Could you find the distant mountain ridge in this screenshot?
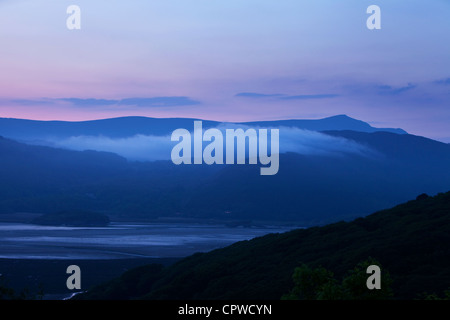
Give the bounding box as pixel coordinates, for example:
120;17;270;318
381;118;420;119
1;114;449;225
0;115;406;141
244;115;406;135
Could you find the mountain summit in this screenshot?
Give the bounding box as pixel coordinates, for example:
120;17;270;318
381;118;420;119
244;115;406;135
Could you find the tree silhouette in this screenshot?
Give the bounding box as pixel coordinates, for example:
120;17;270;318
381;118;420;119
283;258;393;300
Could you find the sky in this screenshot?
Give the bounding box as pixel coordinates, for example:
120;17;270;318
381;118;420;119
0;0;449;141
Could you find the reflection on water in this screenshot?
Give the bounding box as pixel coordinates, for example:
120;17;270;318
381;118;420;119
0;222;295;260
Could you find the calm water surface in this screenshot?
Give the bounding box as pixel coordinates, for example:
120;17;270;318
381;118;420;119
0;222;296;259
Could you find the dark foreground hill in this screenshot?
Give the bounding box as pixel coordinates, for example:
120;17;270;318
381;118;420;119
75;191;450;300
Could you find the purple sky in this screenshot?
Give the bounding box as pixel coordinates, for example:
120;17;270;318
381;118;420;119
0;0;449;141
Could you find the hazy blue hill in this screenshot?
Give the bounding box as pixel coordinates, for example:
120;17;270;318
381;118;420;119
323;130;450;161
182;131;450;223
0;136;218;215
0;136;128;188
0;136;130;213
0;115;406;141
74;191;450;300
0;135;127;173
0;131;450;224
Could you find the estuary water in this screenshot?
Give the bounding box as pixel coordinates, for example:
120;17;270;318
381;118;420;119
0;222;295;259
